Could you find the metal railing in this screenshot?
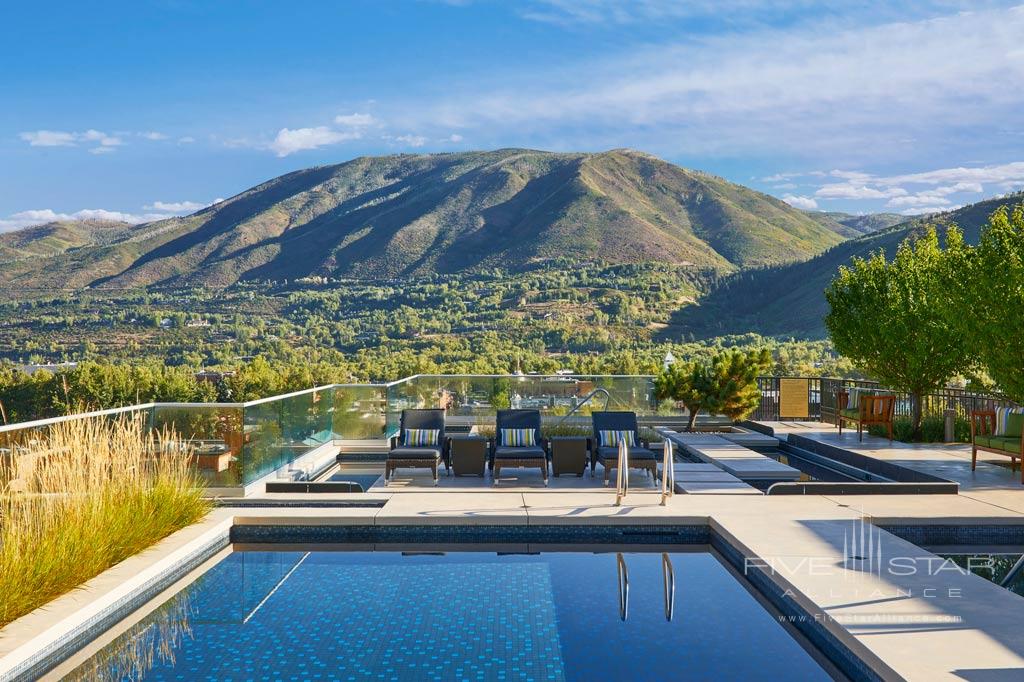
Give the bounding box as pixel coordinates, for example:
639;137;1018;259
554;388;611;428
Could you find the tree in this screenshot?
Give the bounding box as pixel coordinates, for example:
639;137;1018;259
655;348;771;431
954;204;1024;402
654;360;703;431
825;227;970;439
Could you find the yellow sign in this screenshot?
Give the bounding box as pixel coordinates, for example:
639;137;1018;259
779;378;809;419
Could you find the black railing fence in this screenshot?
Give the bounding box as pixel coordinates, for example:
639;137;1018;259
751;376;1016;423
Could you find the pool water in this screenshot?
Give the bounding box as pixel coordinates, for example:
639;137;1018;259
67;550;834;681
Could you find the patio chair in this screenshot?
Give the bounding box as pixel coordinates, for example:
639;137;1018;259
591;411;658;485
385;409;448;485
491;409;549;486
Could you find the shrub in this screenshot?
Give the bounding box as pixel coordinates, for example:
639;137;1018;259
868;415;971;443
0;416;210;627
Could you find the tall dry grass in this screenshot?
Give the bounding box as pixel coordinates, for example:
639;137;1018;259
0;416;210;627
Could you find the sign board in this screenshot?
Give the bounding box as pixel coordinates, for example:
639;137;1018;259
779;378;810;419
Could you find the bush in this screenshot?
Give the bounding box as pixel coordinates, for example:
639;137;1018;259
868;415;971;443
0;417;210;627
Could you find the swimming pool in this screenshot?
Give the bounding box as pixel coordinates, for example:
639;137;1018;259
60;549;837;681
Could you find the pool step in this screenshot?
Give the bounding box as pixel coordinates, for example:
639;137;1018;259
659;430;801;482
667;462;762;495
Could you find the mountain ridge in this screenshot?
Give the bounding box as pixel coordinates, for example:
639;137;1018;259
0;149;844;289
664;193;1024;340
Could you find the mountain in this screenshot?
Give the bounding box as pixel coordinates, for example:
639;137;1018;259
806;211;904;238
0;220;133;263
665;193;1024;340
0;149;844;289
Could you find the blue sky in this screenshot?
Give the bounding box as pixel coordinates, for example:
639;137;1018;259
3;0;1024;230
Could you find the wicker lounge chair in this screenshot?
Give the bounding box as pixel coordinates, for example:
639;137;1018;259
491;409;548;486
591;411;658;485
385;409;448;485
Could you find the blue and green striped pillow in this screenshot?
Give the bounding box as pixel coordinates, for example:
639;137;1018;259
599;429;636;448
404;428;440;447
994;407;1024;436
501;428;536;447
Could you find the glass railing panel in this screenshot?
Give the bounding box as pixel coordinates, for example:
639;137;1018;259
241;388;334;485
150;404;244;487
333;384;387;441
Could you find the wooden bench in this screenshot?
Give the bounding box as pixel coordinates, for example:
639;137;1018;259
971;410;1024;484
837;389;896;442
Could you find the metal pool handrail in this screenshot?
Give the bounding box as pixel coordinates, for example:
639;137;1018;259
553;388;611;428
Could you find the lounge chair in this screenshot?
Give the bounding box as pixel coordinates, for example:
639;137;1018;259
491;409;548;486
591;411;658;485
385;409;448;485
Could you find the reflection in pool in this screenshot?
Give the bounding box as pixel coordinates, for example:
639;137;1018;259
68;550;835;681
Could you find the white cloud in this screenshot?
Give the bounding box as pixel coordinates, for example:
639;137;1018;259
815;184;907;200
394;134;428;147
447;133;464;142
782;194;818;210
269;126;362;156
773;182;798;190
143;200;209;212
140;131;168;140
20;128;126;152
178;136;196;144
334;113;377;127
404;4;1024;162
899;205;961;216
886;195;952;208
19;130;76;146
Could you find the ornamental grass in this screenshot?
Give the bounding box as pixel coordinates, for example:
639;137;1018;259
0;416;209;627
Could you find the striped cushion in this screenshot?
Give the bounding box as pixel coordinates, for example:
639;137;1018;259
404;428;440;446
994;407;1024;436
501;428;536;447
599;429;636;448
847;387;860;410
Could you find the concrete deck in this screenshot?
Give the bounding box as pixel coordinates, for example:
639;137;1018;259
765;421;1024;514
7;424;1024;680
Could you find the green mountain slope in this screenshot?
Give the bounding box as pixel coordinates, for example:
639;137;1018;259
666;194;1024;340
0;149;843;289
806;211;904;238
0;220;133;263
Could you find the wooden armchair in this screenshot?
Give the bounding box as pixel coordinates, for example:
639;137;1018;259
837;390;896;442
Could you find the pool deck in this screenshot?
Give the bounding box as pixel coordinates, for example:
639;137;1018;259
6;424;1024;680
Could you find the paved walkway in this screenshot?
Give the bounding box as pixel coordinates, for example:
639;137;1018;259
764;421;1024;514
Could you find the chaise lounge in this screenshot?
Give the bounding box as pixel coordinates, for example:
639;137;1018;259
837;387;895;442
491;409;549;486
590;411;658;485
971;407;1024;484
385;409;448;485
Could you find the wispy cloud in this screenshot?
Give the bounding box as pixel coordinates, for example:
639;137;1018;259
803;161;1021;214
333;112;377;127
18;128;151;154
143;199;223;212
393;134;428;147
401;4;1024;163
